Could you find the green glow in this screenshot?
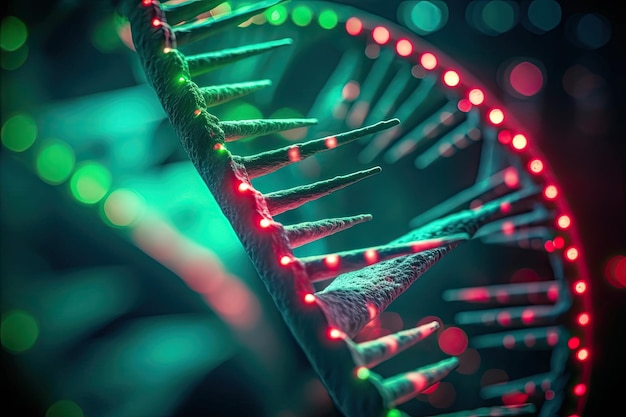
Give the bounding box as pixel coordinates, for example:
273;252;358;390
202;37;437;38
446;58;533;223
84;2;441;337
1;113;37;152
292;6;313;27
411;1;443;33
356;366;370;380
35;140;76;185
222;102;262;121
91;16;123;53
1;310;39;353
265;5;288;25
1;43;29;70
387;410;402;417
178;75;187;83
46;400;84;417
318;10;338;29
482;0;516;34
0;16;28;52
69;162;112;204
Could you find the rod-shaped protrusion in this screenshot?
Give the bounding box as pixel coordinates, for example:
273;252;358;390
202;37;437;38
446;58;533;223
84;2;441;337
186;38;293;76
220;118;318;142
200;80;271;108
381;357;459;407
433;404;537;417
284;214;373;249
354;321;440;368
161;0;224;26
302;234;468;282
173;0;286;45
239;119;401;179
264;167;381;216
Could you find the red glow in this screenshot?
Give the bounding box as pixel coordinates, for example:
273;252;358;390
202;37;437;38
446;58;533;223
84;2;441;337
259;218;271;228
396;39;413;56
304;293;316;304
325;136;338;148
422;381;440;394
238;182;251;193
521;309;535;325
325;254;340;268
372;26;390;44
512;134;528;150
573;383;587;396
576;348;590;361
443;70;460;87
503;168;519;187
605;255;626;288
566;247;579;261
280;255;292;266
544;185;558;200
488;109;505;125
364;249;378;264
502;221;515;235
502;392;529;406
213;143;226;151
544;240;555;252
509;61;544;97
497;130;512;144
468;88;485;105
438;326;468;355
142;0;151;5
288;146;301;162
457;99;472;112
568;337;581;349
345;17;363;36
193;109;202;116
329;327;342;339
151;18;161;27
574;280;588;294
342;82;360;101
553;236;565;249
557;215;572;229
577;312;590;326
528;158;544;174
420;52;438;70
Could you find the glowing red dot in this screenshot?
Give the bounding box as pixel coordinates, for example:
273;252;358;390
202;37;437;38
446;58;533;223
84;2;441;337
325;254;340;268
512;134;528;150
544;240;555;252
497;130;512;144
503;168;519;187
605;255;626;289
213;143;226;151
364;249;378;264
238;182;251;193
304;293;316;304
577;312;590;326
573;383;587;396
576;348;590;361
544;185;558;200
142;0;151;5
557;215;572;229
259;218;271;228
151;18;161;27
443;70;460;87
488;108;505;125
566;247;579;261
438;326;469;355
396;39;413;56
372;26;390;44
288;146;301;162
568;336;580;349
509;61;544;97
521;309;535;325
468;88;485;105
420;52;438;70
193;109;202;116
528;158;544;174
553;236;565;249
457;99;472;112
342;81;360;101
325;136;338;148
280;256;292;266
573;280;588;294
329;327;342;339
345;17;363;36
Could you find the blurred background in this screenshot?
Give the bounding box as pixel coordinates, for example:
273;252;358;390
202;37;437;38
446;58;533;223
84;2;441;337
1;1;624;417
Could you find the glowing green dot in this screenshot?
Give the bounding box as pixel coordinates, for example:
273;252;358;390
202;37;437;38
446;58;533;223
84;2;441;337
318;10;338;29
0;16;28;52
46;400;84;417
387;410;402;417
35;140;76;185
482;0;517;34
410;1;446;34
356;366;370;380
292;6;313;27
69;162;112;204
103;188;145;227
1;113;37;152
265;5;288;25
222;102;262;121
178;75;187;83
1;310;39;353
